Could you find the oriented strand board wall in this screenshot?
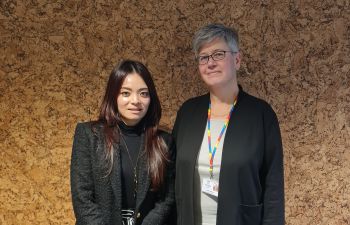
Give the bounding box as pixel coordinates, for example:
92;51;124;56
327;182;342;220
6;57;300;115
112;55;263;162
1;1;349;224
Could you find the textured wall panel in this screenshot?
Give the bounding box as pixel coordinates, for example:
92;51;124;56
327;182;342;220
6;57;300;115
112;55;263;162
0;0;349;224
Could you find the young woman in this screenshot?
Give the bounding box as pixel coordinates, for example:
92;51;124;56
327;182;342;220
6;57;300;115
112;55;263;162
173;24;284;225
71;60;175;225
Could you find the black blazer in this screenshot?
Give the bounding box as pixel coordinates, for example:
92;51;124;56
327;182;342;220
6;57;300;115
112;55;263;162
172;89;284;225
70;122;175;225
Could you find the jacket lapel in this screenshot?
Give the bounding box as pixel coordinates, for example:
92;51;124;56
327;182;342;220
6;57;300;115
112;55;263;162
110;143;122;211
135;152;150;209
221;88;246;156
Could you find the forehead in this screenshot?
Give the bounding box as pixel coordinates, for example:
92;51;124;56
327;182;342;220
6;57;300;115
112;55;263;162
121;73;148;89
198;38;229;55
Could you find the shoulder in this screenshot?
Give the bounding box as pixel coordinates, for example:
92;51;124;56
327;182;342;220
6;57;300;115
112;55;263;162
240;90;275;114
75;121;93;130
180;93;208;110
157;129;175;151
239;90;278;123
157;129;173;144
74;121;103;138
157;129;176;161
175;93;209;119
74;121;95;132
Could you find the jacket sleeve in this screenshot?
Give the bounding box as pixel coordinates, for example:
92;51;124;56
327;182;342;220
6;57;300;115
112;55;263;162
141;134;176;225
70;123;107;225
262;106;285;225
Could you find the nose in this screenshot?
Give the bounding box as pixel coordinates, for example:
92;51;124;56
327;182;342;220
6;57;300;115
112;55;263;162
131;93;140;104
207;56;217;67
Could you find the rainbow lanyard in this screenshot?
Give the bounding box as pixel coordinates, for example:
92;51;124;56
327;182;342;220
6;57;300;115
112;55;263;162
207;98;237;179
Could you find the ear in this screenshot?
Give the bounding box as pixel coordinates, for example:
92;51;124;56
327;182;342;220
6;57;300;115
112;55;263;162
234;51;242;70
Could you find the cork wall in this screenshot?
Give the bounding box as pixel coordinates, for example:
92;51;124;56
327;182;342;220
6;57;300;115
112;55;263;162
0;0;349;224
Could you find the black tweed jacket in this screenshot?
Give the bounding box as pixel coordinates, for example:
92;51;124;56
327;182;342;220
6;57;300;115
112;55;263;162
70;122;175;225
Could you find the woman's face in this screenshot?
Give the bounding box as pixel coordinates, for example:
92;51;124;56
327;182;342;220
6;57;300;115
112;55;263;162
197;38;241;89
117;73;151;126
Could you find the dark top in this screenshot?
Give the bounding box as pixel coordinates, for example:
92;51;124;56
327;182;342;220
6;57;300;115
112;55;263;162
172;87;284;225
70;121;176;225
118;121;143;209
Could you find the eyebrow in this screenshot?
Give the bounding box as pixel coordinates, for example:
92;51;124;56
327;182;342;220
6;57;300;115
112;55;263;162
120;87;149;91
199;49;226;55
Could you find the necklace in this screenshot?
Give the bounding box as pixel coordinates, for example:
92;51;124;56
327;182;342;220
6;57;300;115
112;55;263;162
120;133;144;199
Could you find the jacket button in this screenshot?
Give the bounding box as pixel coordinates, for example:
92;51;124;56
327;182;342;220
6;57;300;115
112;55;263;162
137;212;141;218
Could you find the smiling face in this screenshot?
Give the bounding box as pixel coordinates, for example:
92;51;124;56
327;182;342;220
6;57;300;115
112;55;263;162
197;38;241;90
116;72;151;126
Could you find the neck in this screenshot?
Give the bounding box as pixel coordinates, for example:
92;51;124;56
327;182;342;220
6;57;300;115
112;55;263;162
209;83;239;105
118;120;143;136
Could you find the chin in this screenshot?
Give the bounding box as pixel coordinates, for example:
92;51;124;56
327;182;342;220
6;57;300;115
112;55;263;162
205;81;224;88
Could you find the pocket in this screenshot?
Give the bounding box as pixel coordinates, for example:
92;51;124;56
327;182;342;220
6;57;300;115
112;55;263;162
239;204;263;225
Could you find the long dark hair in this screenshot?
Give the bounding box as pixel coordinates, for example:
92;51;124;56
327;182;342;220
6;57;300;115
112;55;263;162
96;59;168;190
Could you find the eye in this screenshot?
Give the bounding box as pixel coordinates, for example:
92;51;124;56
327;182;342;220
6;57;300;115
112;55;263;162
212;51;225;59
198;55;209;64
140;91;150;97
120;91;130;97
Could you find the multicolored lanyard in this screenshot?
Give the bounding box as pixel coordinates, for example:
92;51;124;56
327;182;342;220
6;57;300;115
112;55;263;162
207;98;237;179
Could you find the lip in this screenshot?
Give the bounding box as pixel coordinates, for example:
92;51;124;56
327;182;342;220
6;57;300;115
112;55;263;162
128;108;143;112
207;71;221;75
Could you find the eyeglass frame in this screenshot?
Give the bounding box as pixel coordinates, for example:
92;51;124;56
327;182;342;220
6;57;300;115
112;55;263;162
196;50;238;65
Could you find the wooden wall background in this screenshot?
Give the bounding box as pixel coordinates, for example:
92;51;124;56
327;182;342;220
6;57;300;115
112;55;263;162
0;0;349;224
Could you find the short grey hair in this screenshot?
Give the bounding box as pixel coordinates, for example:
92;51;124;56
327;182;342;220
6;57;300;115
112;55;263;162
192;23;239;56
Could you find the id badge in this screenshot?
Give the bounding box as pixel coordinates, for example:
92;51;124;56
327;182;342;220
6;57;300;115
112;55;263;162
202;178;219;197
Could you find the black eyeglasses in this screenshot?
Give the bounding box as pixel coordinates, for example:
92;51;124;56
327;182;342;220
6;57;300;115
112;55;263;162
196;50;237;65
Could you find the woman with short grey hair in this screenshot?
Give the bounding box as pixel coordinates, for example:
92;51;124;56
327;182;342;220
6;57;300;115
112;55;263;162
173;23;285;225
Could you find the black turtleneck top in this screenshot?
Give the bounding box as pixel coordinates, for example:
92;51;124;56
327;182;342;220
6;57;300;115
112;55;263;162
118;121;144;210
